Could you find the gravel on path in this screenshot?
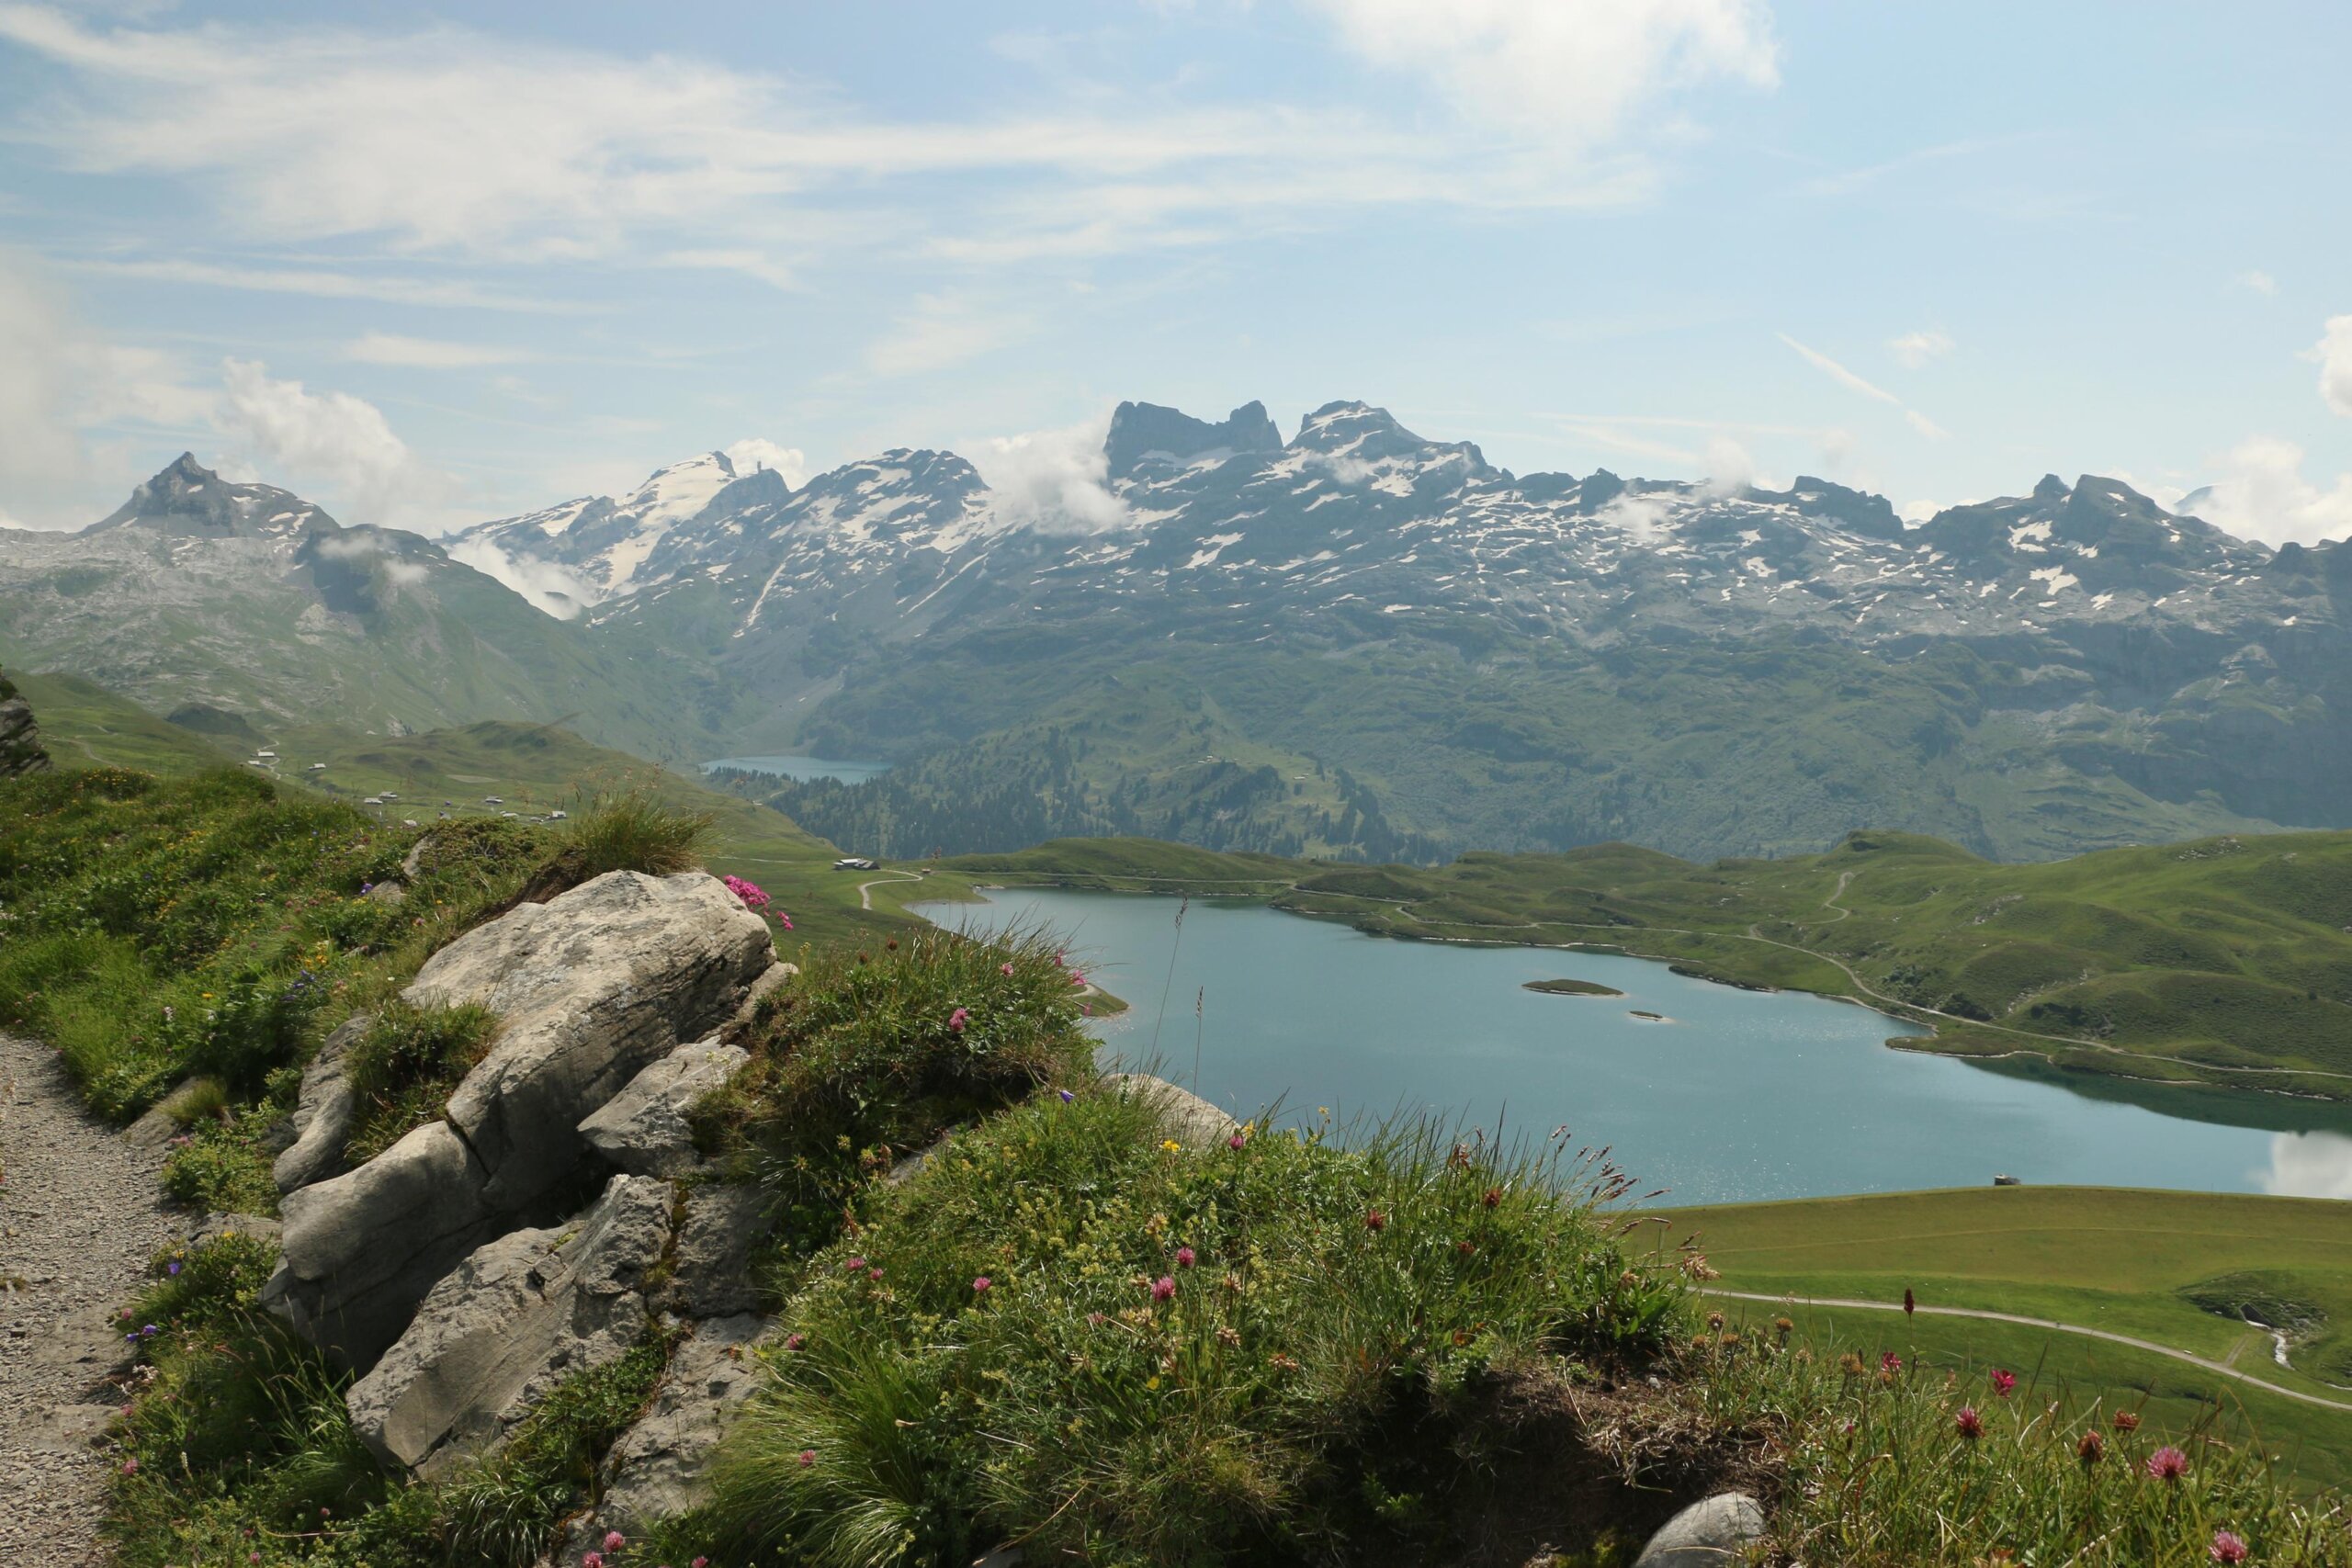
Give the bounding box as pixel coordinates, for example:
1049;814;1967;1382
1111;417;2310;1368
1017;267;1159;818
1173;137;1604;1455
0;1032;187;1567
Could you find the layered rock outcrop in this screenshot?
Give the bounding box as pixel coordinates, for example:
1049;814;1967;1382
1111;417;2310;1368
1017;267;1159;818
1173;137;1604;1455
0;669;51;777
266;870;773;1368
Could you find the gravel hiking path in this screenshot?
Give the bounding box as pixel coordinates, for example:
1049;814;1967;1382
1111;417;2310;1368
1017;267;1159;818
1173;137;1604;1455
0;1032;186;1567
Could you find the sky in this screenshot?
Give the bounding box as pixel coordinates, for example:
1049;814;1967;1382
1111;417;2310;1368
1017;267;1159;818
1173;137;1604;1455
1;0;2348;546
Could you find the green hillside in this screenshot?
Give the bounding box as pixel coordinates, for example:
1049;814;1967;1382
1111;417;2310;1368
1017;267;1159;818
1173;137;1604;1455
1665;1187;2352;1486
14;671;247;775
928;829;2352;1100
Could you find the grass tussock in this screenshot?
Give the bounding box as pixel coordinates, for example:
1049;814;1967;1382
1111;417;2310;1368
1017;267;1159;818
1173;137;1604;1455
564;787;714;879
670;1091;1690;1567
701;922;1097;1246
340;999;503;1164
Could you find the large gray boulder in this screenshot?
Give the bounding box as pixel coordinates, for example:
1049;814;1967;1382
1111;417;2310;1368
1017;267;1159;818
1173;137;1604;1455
273;1012;370;1194
1634;1493;1767;1567
1102;1073;1239;1149
659;1182;775;1319
579;1040;747;1177
345;1174;674;1477
587;1312;770;1534
267;871;771;1369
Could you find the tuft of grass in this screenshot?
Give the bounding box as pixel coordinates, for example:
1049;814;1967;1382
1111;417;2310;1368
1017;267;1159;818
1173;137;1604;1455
679;1089;1690;1566
340;999;503;1164
161;1102;285;1216
700;922;1098;1251
563;787;714;879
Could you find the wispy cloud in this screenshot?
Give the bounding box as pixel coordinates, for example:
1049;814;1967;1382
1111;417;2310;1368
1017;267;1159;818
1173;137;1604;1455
865;293;1034;378
2237;269;2278;297
1779;332;1948;439
344;333;536;368
1887;329;1953;367
75;257;593;312
2312;314;2352;418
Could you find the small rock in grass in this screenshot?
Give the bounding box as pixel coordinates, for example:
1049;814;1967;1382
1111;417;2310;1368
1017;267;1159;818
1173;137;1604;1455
1633;1492;1766;1567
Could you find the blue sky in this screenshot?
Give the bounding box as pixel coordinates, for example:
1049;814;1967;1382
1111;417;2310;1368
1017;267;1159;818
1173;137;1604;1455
2;0;2347;543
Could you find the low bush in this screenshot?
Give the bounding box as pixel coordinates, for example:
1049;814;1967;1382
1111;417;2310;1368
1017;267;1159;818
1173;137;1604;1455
674;1091;1690;1566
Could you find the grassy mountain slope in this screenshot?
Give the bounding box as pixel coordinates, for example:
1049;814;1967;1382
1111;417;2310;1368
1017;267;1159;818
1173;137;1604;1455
11;671;240;774
922;827;2352;1099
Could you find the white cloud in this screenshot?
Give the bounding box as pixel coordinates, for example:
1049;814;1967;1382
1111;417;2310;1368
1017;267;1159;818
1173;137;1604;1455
1302;0;1779;146
2237;269;2278;297
1904;409;1949;441
723;437;808;489
970;410;1128;535
75;257;589;312
345;332;535;368
445;536;596;618
215;358;455;525
1699;435;1753;495
1777;333;1899;404
0;6;1695;278
1887;328;1953;367
2312;314;2352;418
1598;491;1677;546
2188;435;2352;547
865;293;1034;378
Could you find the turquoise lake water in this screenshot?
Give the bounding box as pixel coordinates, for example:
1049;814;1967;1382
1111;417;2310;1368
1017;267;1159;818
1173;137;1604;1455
926;888;2352;1208
699;754;892;784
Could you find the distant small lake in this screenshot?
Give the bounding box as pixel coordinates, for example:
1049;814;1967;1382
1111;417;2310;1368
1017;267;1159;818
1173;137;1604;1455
925;889;2352;1208
700;754;892;784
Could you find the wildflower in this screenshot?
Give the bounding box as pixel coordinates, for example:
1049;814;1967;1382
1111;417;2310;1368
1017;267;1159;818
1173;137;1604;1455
1053;953;1065;966
1365;1210;1387;1232
1954;1405;1984;1439
1058;1089;1075;1103
1150;1275;1177;1302
2077;1430;2105;1464
1174;1247;1196;1269
1080;1003;1091;1016
1990;1368;2017;1398
2113;1410;2142;1432
972;1276;992;1293
1880;1351;1902;1374
2211;1530;2250;1564
867;1266;884;1280
1904;1287;1916;1316
785;1333;805;1351
167;1262;180;1276
1456;1240;1476;1255
2148;1445;2188;1483
583;1553;605;1568
1001;962;1014;975
722;874;769;912
120;1458;139;1474
695;1560;709;1568
1707;1312;1725;1331
1227;1131;1245;1149
1160;1139;1182;1155
605;1531;628;1552
1070;973;1086;987
1483;1187;1503;1208
947;1006;970;1032
797;1449;815;1468
1216;1325;1241;1347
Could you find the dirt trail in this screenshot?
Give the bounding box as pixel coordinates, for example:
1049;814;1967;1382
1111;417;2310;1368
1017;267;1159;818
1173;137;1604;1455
1706;1287;2352;1415
0;1033;185;1566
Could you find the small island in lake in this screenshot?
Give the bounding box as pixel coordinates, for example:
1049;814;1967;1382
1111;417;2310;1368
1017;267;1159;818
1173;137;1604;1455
1521;976;1626;998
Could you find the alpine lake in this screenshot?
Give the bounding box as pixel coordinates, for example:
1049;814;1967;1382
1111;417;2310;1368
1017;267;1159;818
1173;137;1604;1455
922;888;2352;1208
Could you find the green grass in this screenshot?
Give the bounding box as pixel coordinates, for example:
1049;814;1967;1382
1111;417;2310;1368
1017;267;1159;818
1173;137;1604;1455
929;829;2352;1100
1660;1186;2352;1483
11;670;247;774
665;1090;1691;1567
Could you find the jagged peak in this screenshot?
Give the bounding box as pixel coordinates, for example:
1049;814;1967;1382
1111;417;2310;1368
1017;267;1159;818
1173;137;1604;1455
1106;399;1283;478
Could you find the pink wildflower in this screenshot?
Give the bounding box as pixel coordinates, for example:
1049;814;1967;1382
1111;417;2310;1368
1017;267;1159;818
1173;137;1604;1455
785;1332;805;1350
1365;1210;1387;1232
2211;1530;2250;1564
1990;1368;2017;1398
1150;1275;1176;1302
948;1007;970;1032
797;1448;816;1468
1880;1351;1902;1373
1175;1247;1196;1269
605;1531;627;1551
1080;1002;1091;1016
1954;1405;1984;1439
1070;973;1086;987
1228;1132;1245;1149
120;1457;138;1474
867;1265;884;1280
845;1256;867;1272
2148;1446;2189;1483
722;874;769;912
1001;962;1014;976
582;1554;605;1568
972;1276;992;1293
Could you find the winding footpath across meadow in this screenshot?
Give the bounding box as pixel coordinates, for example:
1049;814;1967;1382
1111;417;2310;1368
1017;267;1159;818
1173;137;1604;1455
0;1032;183;1566
1707;1288;2352;1414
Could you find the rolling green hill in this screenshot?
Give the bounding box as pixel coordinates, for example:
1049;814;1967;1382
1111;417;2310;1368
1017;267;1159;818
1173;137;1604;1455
922;829;2352;1100
1663;1187;2352;1486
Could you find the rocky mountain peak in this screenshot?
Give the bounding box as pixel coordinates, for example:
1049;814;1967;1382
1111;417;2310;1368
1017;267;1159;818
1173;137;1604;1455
1105;399;1283;479
90;455;334;540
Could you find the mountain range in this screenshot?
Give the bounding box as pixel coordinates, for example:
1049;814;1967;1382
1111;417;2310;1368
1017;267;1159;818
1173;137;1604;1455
4;399;2346;863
